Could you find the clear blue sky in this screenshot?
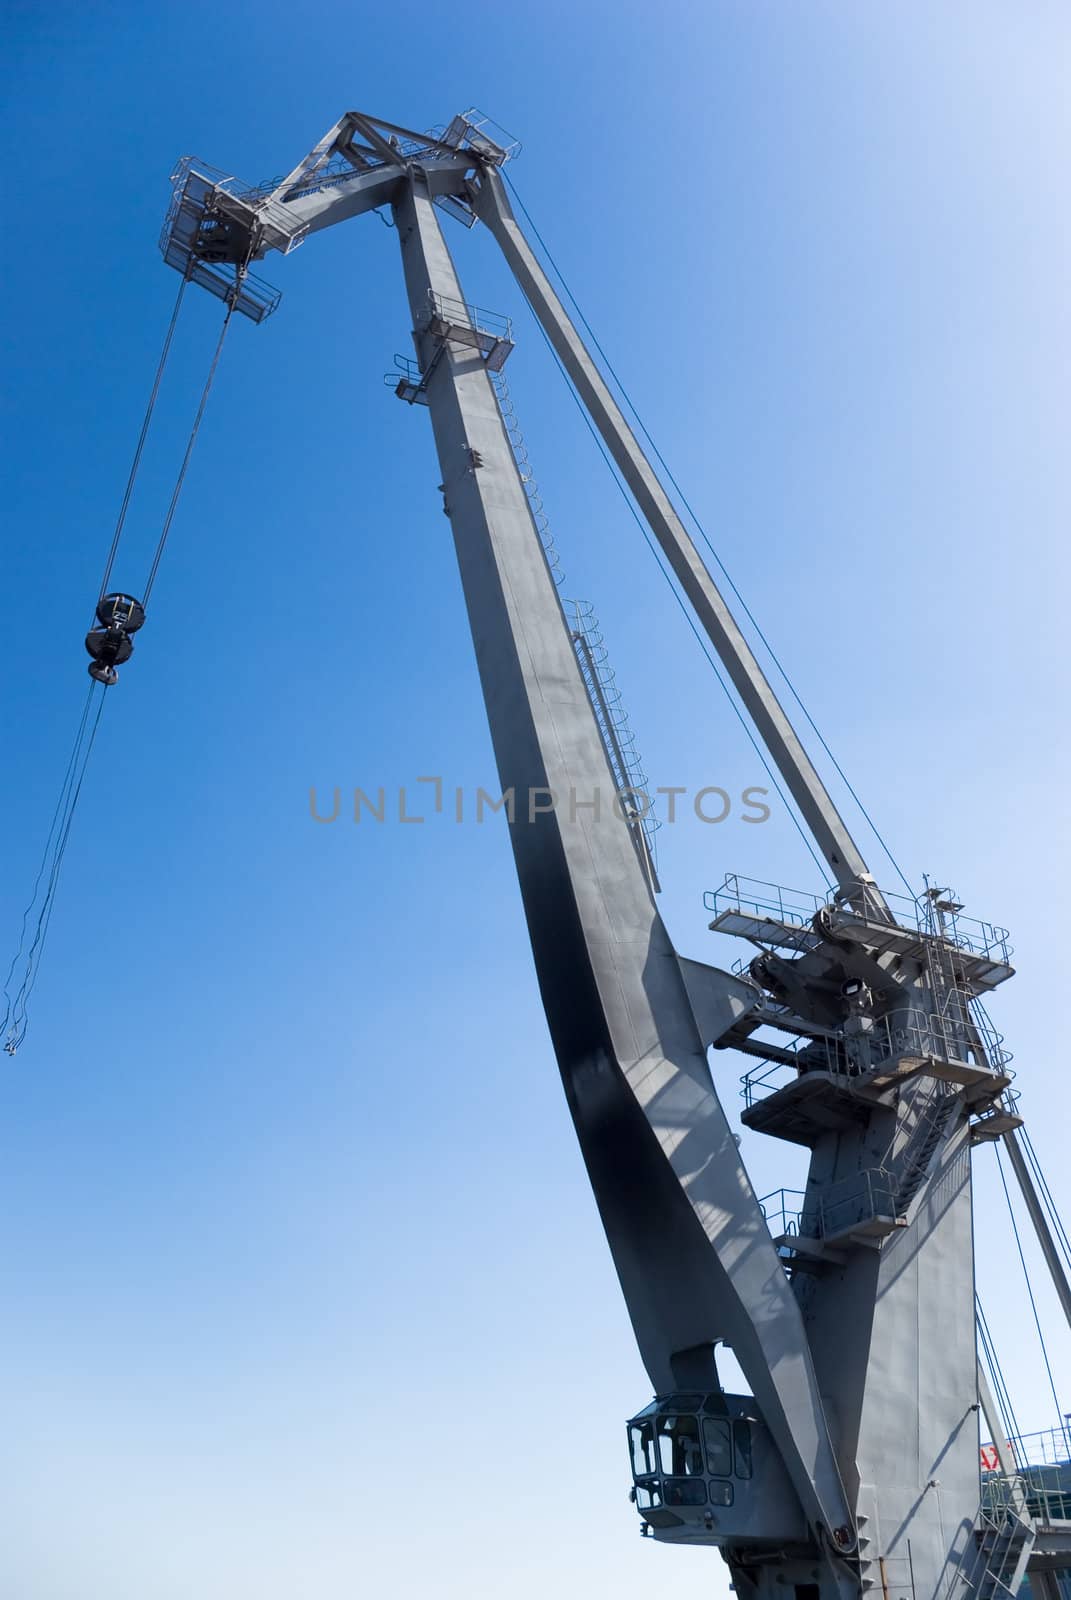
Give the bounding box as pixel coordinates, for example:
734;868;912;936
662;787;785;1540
2;3;1069;1596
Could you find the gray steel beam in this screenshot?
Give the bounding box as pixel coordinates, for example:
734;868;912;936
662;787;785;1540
270;158;473;239
475;168;879;904
391;164;857;1559
977;1360;1027;1508
1003;1127;1071;1335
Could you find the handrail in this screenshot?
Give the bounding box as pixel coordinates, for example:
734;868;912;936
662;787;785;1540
706;871;1013;965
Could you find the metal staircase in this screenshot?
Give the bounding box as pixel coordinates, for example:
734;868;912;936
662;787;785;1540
894;1087;959;1216
964;1506;1035;1600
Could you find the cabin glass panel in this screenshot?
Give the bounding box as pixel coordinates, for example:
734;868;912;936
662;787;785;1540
630;1420;658;1478
655;1414;704;1477
703;1416;732;1477
664;1478;707;1507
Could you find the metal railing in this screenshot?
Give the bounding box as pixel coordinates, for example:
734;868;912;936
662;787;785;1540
983;1464;1071;1530
738;1008;1013;1108
705;874;825;931
428;290;513;346
758;1188;806;1238
979;1426;1071;1531
490;367;565;587
1015;1426;1071;1468
759;1174;898;1244
819;1169;898;1239
568;602;660;868
739;1024;1018;1113
705;873;1013;966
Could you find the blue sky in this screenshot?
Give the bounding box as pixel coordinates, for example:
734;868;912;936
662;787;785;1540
2;3;1070;1596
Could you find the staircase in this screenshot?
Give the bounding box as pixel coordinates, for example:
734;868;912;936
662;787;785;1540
964;1507;1035;1600
893;1088;958;1216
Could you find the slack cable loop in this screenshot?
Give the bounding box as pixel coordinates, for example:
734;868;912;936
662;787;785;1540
0;683;96;1036
4;684;108;1055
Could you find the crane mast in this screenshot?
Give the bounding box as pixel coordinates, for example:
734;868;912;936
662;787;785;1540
157;111;1062;1600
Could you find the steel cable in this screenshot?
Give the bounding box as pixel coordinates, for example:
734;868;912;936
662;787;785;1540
97;271;190;606
141;261;248;604
4;252;250;1054
504;172;910;896
526;309;834;889
4;685;108;1054
995;1143;1065;1427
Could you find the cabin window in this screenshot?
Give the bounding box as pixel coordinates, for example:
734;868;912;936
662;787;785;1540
703;1416;733;1477
709;1479;734;1507
733;1419;753;1479
656;1414;704;1477
664;1478;707;1507
630;1421;658;1478
635;1480;662;1510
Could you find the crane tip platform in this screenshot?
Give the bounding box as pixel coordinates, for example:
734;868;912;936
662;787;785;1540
159;158;303;323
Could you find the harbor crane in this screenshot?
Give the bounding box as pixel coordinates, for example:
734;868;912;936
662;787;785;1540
69;108;1071;1600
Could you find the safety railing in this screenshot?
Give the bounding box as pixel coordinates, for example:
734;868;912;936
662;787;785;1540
758;1188;806;1238
438;107;522;163
983;1460;1071;1529
986;1426;1071;1474
759;1174;898;1245
705;873;1013;966
428;290;513;346
739;1014;1012;1108
819;1169;898;1240
705;874;825;931
490;367;565;587
568;601;660;869
741;1052;813;1107
241;149;370;204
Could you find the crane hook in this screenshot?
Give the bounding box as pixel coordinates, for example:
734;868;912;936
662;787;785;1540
85;592;146;685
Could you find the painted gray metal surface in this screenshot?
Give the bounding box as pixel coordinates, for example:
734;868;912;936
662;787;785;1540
796;1101;981;1600
390;165;856;1555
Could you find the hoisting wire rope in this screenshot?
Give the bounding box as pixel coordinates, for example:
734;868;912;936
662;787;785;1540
526;308;834;890
504;172;912;899
3;246;253;1054
96;270;190;605
995;1142;1066;1428
141;255;248;604
976;1291;1025;1455
1;683;96;1039
2;683;108;1053
1017;1122;1071;1276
